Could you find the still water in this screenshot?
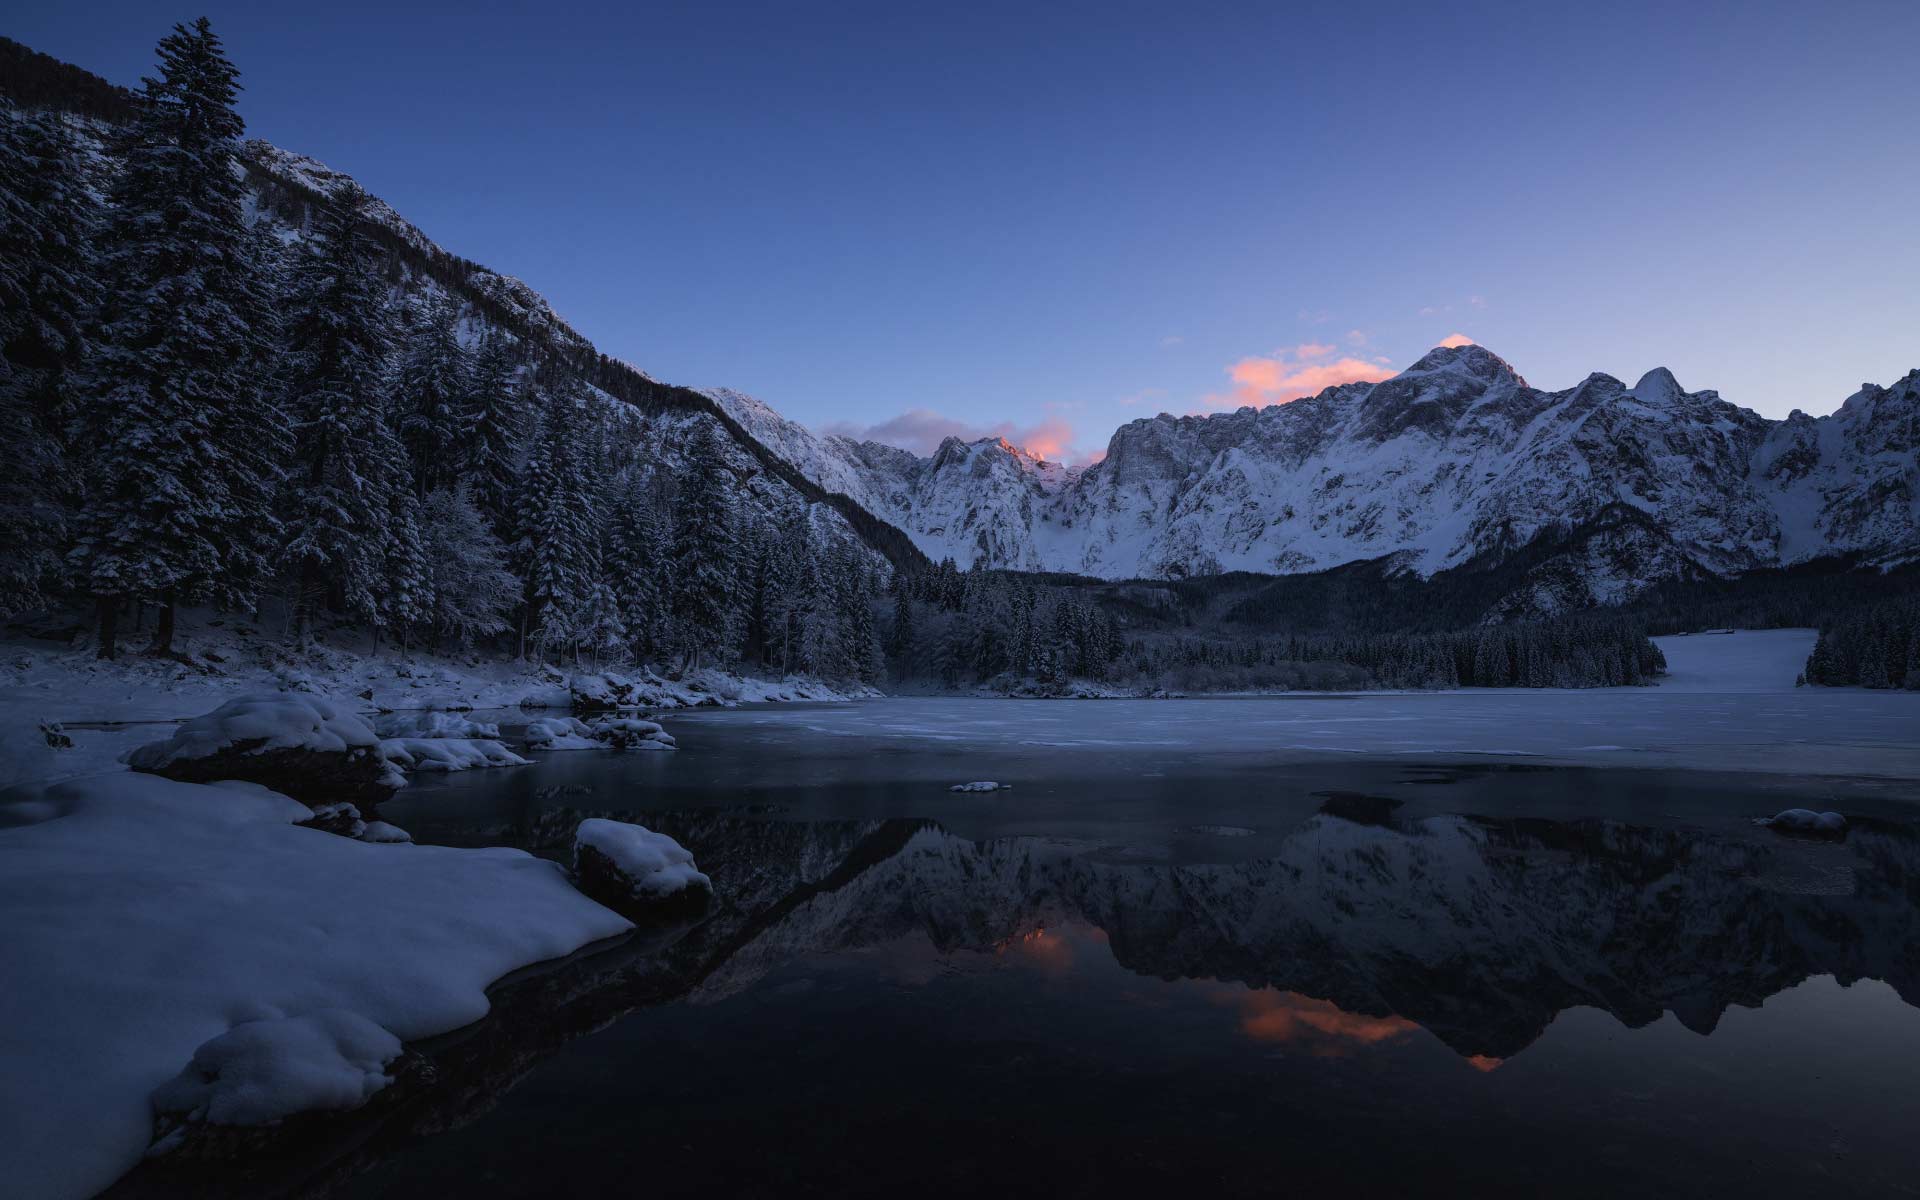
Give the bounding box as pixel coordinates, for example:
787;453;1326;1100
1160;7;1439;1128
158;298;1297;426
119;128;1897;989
346;699;1920;1198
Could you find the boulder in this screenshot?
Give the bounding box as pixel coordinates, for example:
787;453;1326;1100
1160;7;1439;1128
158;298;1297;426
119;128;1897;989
571;818;711;920
127;694;401;809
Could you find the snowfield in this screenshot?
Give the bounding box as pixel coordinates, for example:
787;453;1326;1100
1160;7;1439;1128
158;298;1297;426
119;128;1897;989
676;631;1920;780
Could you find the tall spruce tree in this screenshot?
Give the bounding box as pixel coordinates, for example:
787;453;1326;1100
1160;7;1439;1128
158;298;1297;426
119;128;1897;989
392;292;471;495
279;183;398;637
669;423;740;669
74;19;289;656
463;330;524;537
515;377;598;659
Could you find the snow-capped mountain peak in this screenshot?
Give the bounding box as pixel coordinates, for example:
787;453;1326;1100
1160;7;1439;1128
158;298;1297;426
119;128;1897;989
709;346;1920;590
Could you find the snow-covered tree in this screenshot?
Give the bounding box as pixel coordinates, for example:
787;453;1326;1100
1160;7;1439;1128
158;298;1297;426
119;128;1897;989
392;292;471;495
463;330;525;538
669;423;740;669
605;472;668;664
516;376;599;658
0;103;100;615
416;484;517;648
278;182;398;637
73;19;289;656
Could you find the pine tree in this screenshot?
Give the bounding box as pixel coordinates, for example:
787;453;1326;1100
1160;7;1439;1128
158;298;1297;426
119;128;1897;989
279;182;398;638
0;104;100;615
516;377;599;658
392;292;472;495
74;19;289;656
464;330;524;537
669;424;740;669
417;484;517;648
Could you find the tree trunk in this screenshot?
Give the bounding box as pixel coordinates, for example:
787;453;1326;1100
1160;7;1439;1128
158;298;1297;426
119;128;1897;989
96;595;120;660
293;561;320;642
150;595;176;657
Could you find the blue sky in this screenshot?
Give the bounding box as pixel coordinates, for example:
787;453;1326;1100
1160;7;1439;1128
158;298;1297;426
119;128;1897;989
18;0;1919;461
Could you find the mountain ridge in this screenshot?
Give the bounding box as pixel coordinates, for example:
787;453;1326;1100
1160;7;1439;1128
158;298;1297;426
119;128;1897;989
708;345;1920;595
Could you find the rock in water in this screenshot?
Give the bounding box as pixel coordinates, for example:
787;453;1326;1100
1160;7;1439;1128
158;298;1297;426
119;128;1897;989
571;818;712;919
949;781;1009;793
126;695;400;808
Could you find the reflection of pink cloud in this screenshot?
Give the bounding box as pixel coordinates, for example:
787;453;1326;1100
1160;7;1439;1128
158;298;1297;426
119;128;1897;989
822;408;1086;464
1208;351;1397;410
1438;332;1475;348
1206;986;1419;1057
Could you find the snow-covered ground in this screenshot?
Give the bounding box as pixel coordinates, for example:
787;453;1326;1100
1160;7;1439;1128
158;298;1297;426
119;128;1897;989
0;607;868;788
0;773;631;1200
1650;627;1818;692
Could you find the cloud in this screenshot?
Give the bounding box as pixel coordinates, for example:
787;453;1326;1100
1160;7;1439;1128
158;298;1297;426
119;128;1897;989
1437;332;1475;348
1205;345;1397;410
1159;334;1184;347
1116;387;1166;408
1345;329;1369;348
822;408;1086;464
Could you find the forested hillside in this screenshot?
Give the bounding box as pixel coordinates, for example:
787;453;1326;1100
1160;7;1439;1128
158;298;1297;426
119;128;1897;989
0;22;893;683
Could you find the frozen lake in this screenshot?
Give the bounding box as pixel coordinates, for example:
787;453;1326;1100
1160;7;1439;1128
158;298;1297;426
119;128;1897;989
338;647;1920;1200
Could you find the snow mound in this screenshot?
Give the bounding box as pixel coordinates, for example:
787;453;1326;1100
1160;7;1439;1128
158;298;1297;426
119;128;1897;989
525;717;601;751
125;694;378;769
1759;808;1848;836
0;772;632;1200
573;818;711;897
380;737;529;773
373;711;500;740
358;820;413;844
949;781;1010;793
150;1010;401;1128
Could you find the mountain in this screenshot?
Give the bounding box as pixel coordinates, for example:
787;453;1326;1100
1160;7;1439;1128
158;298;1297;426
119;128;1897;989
0;37;928;579
711;346;1920;598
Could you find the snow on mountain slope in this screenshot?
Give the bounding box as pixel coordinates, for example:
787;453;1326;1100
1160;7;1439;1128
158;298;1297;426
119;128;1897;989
719;345;1919;584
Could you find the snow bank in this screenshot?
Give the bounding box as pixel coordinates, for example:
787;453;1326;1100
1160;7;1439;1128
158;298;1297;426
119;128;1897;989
380;737;529;773
124;694;379;769
573;818;711;898
150;1009;401;1128
950;781;1010;793
0;772;632;1200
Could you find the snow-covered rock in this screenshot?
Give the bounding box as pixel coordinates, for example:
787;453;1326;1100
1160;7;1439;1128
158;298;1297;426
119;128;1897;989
586;717;675;751
373;711;500;739
571;818;712;917
1758;808;1848;836
150;1009;402;1129
379;737;529;773
949;781;1009;793
524;717;602;752
125;694;402;806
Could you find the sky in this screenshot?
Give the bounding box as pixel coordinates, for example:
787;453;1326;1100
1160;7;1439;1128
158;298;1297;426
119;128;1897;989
15;0;1920;462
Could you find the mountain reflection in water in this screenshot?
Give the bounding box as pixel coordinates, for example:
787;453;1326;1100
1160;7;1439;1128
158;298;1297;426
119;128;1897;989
138;794;1920;1199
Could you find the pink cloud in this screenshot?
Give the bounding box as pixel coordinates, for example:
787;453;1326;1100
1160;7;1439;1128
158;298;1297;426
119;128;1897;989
1437;332;1475;348
1206;349;1397;410
822;408;1089;464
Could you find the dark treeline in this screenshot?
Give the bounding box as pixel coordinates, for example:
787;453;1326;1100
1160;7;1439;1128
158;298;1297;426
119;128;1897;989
0;21;884;682
884;559;1664;691
1803;596;1920;689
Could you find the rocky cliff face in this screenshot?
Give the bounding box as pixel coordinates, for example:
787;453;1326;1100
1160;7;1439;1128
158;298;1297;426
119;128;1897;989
711;347;1920;589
